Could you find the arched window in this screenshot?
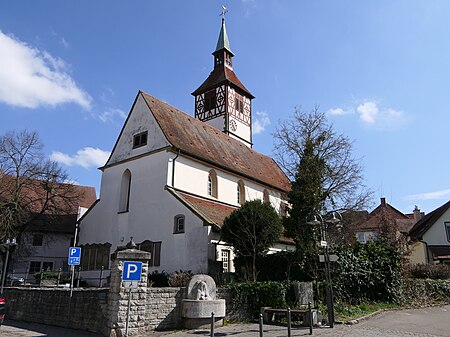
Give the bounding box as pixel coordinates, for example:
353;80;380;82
208;170;218;198
237;180;245;205
263;189;270;203
174;214;185;234
119;169;131;213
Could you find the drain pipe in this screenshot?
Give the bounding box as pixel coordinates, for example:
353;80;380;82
171;149;180;187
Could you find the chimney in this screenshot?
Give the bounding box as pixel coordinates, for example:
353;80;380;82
413;205;423;222
380;197;386;207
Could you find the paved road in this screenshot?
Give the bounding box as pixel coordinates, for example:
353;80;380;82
1;305;449;337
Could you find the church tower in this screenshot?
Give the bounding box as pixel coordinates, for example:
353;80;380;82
192;14;254;147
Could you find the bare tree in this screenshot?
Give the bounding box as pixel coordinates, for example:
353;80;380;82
273;106;372;212
0;130;83;241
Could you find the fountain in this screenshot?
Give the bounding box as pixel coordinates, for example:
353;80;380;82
181;274;226;329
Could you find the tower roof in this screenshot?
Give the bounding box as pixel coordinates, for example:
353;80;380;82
214;18;233;55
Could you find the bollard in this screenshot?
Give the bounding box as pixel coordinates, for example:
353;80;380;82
259;313;264;337
210;312;215;337
287;307;291;337
308;302;313;335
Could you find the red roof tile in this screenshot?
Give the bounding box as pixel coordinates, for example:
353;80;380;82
141;92;290;192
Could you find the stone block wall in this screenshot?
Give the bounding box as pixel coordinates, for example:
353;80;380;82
146;287;185;331
4;287;109;334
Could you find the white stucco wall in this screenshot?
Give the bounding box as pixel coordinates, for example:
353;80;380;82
173;155;284;212
423;207;450;246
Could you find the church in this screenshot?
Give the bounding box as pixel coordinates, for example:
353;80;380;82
77;17;292;280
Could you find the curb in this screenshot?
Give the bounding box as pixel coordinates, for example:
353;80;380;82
340;309;385;325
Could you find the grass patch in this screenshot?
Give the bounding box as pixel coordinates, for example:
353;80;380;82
334;302;400;322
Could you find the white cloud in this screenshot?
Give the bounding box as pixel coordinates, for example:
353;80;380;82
406;189;450;201
50;147;110;169
60;37;69;49
356;101;406;128
99;108;127;123
0;31;91;109
253;111;271;134
327;107;351;116
357;101;378;124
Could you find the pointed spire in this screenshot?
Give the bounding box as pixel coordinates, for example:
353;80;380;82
215;16;233;54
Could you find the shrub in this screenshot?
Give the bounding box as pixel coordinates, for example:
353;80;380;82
148;270;169;287
225;281;293;318
168;270;193;287
408;263;450;280
33;271;70;283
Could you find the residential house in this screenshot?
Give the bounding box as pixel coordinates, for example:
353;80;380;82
354;197;419;244
409;200;450;266
78;18;293;282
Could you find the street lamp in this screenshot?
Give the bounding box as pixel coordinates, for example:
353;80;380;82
0;237;17;294
307;211;342;328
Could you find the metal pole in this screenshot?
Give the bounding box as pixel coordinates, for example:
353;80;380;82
0;245;10;294
308;302;313;335
70;265;75;298
125;287;132;337
39;269;44;287
324;244;334;328
77;266;81;288
210;312;215;337
287;308;291;337
259;313;264;337
57;268;61;286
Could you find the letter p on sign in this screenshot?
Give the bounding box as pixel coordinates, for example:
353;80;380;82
122;261;142;281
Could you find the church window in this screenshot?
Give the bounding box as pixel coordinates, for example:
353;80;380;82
119;169;131;213
237;180;245;205
133;131;148;149
174;214;185;234
204;90;216;112
208;170;218;198
263;189;270;203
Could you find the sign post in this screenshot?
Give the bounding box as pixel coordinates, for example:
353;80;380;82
68;247;81;298
122;261;142;337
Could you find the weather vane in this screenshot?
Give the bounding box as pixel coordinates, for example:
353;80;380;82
220;4;228;21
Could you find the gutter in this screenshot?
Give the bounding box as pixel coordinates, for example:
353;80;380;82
171;149;180;187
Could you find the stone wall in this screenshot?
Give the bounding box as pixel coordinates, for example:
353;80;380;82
146;287;186;331
4;287;109;334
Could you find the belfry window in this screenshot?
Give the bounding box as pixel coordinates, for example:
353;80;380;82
204;90;216;112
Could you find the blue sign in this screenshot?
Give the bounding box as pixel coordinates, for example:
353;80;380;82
68;247;81;265
122;261;142;281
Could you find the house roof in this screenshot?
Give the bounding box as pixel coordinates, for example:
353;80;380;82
356;198;413;233
167;187;293;245
191;65;254;98
0;174;96;215
141;91;290;192
409;200;450;240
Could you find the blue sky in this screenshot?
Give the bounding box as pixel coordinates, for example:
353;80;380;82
1;1;449;214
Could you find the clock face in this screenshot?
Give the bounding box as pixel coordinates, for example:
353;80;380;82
230;119;237;132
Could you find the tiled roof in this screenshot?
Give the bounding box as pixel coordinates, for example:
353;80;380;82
0;173;96;215
141;92;290;192
356;200;411;231
409;200;450;240
191;66;254;98
167;187;293;244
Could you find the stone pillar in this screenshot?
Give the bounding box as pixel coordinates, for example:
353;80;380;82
106;248;151;337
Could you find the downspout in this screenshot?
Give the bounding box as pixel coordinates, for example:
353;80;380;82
171;149;180;187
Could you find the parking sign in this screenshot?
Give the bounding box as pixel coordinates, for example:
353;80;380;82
122;261;142;281
68;247;81;265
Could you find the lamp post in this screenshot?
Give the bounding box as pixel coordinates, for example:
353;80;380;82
1;237;17;294
307;211;342;328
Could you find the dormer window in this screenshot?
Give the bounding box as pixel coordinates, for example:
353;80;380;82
133;131;148;149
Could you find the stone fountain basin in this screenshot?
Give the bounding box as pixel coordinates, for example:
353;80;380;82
181;299;226;318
